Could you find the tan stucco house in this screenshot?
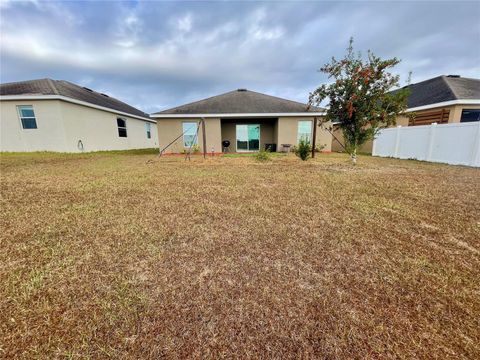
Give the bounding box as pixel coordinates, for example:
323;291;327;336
0;79;157;152
331;75;480;153
151;89;330;154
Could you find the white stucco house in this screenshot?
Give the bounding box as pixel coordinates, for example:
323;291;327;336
0;79;157;152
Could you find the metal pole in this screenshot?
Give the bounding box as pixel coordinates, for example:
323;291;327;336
312;117;318;158
201;118;207;159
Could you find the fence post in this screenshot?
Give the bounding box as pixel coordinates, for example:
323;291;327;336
393;126;402;158
426;122;437;161
471;121;480;167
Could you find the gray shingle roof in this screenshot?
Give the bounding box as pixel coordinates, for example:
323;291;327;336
0;78;149;118
154;89;323;115
406;75;480;108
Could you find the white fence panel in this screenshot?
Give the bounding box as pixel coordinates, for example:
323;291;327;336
372;128;397;156
373;122;480;167
397;126;431;161
430;124;477;165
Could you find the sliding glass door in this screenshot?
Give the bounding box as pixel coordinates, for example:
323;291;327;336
236;124;260;152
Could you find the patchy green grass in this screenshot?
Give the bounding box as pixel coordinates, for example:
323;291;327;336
1;152;479;359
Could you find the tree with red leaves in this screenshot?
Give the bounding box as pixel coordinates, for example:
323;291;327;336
309;38;410;164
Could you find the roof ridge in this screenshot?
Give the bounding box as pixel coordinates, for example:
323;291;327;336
156;90;239;114
453;76;480;82
410;75;444;87
57;79;147;113
0;78;51;86
439;76;459;100
244;89;311;108
47;78;60;95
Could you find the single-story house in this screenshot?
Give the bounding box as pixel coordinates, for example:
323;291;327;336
331;75;480;153
151;89;330;154
0;79;157;152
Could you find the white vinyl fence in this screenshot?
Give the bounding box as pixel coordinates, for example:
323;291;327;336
372;122;480;167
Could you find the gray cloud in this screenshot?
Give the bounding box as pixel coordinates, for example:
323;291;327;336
1;1;479;113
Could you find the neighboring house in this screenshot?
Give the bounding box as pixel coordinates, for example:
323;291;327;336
332;75;480;153
151;89;330;154
397;75;480;126
0;79;157;152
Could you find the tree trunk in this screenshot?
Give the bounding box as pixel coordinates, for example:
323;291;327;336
351;148;357;165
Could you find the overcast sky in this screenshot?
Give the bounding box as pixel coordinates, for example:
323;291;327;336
1;1;479;113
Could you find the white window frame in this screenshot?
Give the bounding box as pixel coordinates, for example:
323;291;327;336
182;121;198;148
117;117;127;138
145;122;152;139
235;124;261;152
297;120;313;144
17;105;38;130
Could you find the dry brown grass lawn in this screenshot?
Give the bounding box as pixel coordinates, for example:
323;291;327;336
1;152;479;359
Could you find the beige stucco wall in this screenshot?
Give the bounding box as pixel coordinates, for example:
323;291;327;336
447;105;480;123
59;102;158;152
157;118;221;154
277;117;332;152
0;100;67;152
157;116;332;153
331;127;373;153
0;99;158;152
220;122;235;151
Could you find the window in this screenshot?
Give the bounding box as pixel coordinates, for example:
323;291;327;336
460;109;480;123
117;118;127;137
145;122;152;139
236;124;260;151
297;120;312;143
183;122;198;147
18;105;37;129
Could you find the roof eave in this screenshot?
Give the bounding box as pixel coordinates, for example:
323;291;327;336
0;94;155;122
406;99;480;112
151;112;326;118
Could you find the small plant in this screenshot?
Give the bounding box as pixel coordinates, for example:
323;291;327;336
191;144;200;154
294;138;312;161
182;144;200;154
255;148;271;162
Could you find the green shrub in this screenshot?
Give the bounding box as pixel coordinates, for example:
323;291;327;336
255;148;272;162
182;144;200;154
294;138;312;161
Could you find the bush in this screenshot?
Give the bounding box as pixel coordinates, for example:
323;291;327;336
255;148;272;162
191;144;200;154
182;144;200;154
294;138;312;161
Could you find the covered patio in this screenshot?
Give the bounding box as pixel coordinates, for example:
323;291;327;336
220;118;277;153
